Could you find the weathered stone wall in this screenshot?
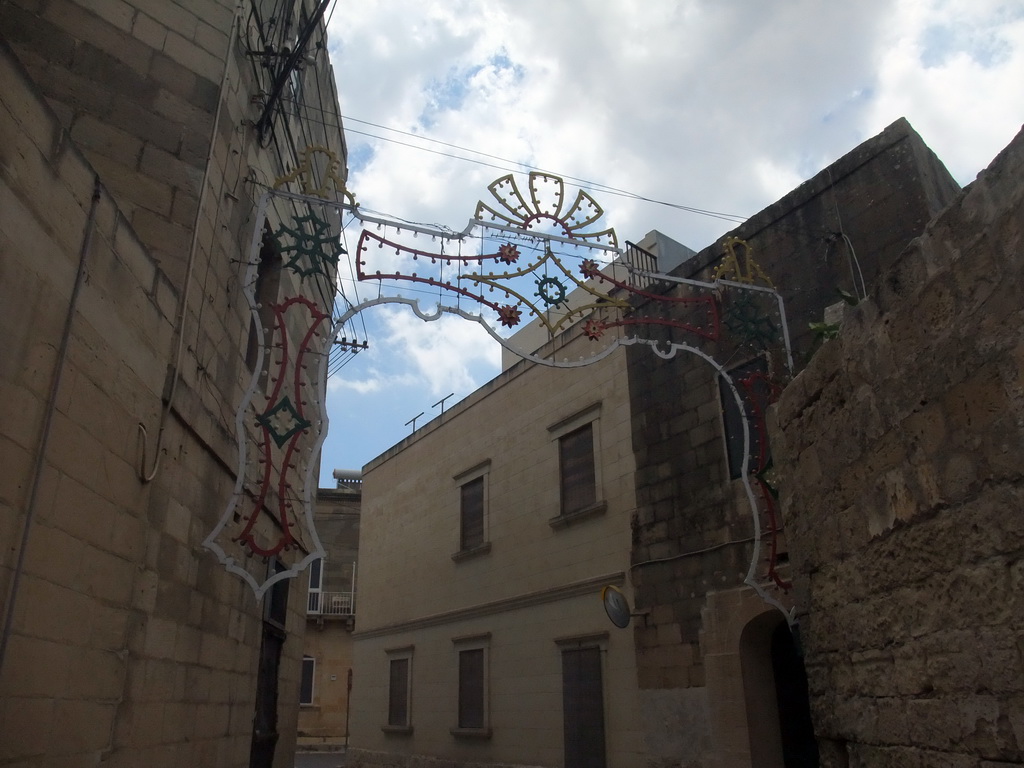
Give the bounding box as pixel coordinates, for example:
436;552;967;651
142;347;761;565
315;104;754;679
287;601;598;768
627;119;961;680
625;119;962;766
773;125;1024;766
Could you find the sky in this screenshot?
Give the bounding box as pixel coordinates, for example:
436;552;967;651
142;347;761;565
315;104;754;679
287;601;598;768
315;0;1024;483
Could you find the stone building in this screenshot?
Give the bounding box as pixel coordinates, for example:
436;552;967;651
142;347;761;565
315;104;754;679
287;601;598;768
345;119;964;768
298;472;361;747
625;117;962;768
773;126;1024;767
349;323;645;768
0;1;349;766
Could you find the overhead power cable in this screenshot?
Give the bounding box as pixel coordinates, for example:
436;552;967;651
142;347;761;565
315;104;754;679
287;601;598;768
278;97;748;224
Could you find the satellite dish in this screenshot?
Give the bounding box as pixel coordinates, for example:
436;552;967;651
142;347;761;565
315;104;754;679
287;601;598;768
602;585;631;628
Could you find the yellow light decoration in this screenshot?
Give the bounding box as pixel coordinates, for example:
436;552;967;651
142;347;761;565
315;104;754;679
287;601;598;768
273;144;357;205
474;172;618;248
713;237;774;287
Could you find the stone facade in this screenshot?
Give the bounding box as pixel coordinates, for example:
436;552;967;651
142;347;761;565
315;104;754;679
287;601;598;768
345;120;968;768
624;119;961;768
348;334;645;768
0;1;347;765
773;125;1024;767
298;485;361;744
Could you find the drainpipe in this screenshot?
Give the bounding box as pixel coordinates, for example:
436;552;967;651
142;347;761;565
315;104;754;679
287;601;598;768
0;176;102;676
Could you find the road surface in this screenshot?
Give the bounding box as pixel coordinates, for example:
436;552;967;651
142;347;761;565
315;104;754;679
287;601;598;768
293;752;345;768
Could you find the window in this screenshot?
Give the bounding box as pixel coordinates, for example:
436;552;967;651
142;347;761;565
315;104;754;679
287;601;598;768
307;557;323;614
245;224;282;386
388;658;409;725
300;656;315;705
548;404;604;528
461;477;485;550
559;423;596;514
452;462;491;560
452;634;490;738
719;357;773;479
384;647;413;733
264;557;289;628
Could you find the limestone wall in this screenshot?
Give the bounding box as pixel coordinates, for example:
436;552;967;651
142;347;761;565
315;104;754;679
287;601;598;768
350;336;643;768
0;37;289;766
299;491;360;741
0;0;236;287
625;120;961;767
0;0;349;764
773;125;1024;766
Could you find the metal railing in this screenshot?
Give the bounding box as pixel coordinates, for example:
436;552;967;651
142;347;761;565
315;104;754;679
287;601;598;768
307;590;355;616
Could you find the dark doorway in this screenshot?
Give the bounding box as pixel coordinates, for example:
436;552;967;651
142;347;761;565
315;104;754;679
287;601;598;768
561;646;607;768
741;612;819;768
771;623;819;768
250;563;290;768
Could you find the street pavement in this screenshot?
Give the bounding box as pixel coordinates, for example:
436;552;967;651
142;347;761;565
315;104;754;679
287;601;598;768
293;751;346;768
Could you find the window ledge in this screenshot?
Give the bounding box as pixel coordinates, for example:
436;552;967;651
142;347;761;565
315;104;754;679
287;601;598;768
549;501;607;530
450;727;492;740
381;725;413;735
451;541;492;562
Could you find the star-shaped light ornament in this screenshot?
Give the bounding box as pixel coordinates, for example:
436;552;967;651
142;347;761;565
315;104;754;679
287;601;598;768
497;304;523;328
273;212;346;281
582;318;605;340
497;243;521;264
580;259;602;279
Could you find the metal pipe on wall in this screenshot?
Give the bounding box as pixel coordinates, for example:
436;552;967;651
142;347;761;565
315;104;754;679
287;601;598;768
0;176;102;676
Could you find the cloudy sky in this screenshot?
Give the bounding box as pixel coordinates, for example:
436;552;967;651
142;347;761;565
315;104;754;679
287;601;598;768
316;0;1024;480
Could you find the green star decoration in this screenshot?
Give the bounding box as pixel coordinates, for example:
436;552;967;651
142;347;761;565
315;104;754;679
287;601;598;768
724;293;778;350
273;212;345;280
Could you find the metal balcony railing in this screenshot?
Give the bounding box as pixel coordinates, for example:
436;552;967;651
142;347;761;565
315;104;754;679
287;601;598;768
307;590;355;617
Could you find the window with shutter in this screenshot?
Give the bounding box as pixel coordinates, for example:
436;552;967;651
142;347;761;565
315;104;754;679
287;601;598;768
299;656;315;706
460;477;485;550
458;648;485;729
387;656;410;728
451;634;491;738
559;423;596;515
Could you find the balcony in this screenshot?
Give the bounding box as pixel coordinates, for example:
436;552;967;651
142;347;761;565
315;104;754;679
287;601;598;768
307;590;355;617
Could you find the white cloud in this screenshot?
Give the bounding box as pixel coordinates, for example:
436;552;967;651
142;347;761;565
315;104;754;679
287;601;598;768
374;306;502;397
320;0;1024;475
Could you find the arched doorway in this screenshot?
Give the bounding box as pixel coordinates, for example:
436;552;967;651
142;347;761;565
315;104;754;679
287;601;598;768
740;612;818;768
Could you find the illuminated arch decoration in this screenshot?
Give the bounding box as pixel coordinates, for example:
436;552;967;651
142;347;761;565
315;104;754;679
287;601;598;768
205;168;796;617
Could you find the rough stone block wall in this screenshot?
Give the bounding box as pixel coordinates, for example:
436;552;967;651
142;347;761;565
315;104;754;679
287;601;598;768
627;120;962;695
773;125;1024;766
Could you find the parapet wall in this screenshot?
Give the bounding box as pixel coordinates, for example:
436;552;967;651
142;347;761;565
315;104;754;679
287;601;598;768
773;124;1024;766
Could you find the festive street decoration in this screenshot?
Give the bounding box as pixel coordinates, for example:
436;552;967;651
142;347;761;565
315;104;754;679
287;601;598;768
273;144;356;205
474;172;618;247
272;211;345;281
714;236;774;286
206;164;795;617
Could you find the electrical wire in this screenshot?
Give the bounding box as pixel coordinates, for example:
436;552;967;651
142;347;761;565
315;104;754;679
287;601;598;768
277;97;748;224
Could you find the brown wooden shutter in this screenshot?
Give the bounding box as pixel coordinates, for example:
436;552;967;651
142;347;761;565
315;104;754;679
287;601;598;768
388;658;409;726
460;477;485;549
559;423;596;514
